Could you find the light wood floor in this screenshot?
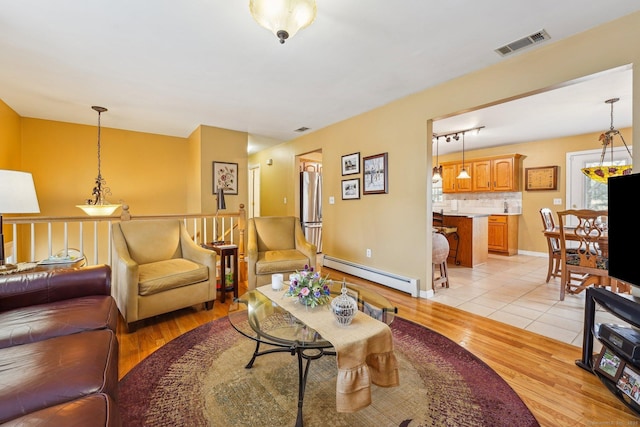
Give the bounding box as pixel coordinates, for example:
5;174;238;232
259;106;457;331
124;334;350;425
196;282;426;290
116;262;638;426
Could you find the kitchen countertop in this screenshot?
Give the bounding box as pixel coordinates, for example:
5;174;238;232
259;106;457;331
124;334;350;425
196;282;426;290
435;211;522;217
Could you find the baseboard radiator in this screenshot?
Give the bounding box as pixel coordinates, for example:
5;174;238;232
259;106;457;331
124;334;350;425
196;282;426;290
322;255;419;297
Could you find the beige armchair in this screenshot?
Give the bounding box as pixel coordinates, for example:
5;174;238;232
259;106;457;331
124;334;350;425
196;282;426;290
247;216;317;290
111;219;216;331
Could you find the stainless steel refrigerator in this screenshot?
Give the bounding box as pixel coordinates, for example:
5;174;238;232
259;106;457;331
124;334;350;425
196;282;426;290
300;171;322;253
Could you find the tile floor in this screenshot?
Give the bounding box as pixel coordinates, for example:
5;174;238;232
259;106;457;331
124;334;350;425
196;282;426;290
430;253;622;348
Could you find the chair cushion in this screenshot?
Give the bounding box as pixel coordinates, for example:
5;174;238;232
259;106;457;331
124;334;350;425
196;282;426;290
138;258;209;296
0;295;117;349
434;226;457;234
118;220;182;265
566;253;608;270
255;250;310;275
253;217;296;252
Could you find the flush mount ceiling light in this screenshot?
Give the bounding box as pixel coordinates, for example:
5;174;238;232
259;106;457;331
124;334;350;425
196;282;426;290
249;0;317;44
581;98;633;184
76;106;121;216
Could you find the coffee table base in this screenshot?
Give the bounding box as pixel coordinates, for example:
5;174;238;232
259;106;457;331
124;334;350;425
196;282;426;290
245;340;336;427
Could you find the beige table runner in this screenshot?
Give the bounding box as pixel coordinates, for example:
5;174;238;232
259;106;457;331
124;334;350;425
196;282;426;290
257;285;399;412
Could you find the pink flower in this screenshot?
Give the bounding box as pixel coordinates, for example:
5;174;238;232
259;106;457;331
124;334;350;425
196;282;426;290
299;287;310;296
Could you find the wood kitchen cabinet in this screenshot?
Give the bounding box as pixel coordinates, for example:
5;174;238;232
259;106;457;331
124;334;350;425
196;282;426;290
471;155;522;192
488;214;519;255
441;163;472;193
442;154;522;193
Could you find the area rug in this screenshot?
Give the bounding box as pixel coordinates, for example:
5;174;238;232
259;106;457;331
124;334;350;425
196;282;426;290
119;316;539;427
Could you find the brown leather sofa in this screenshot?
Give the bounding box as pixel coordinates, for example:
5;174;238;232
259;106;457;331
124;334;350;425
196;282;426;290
0;265;120;426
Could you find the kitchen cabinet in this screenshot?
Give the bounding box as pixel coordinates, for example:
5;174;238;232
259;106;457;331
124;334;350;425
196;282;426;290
488;214;519;255
442;154;522;193
471;155;522;192
441;163;472;193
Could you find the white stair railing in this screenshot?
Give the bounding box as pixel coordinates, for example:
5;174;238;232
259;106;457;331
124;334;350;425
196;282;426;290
3;204;246;267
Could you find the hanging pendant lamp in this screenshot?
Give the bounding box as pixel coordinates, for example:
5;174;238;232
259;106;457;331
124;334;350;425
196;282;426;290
432;136;442;183
249;0;317;44
457;132;471;179
581;98;633;183
76;106;121;216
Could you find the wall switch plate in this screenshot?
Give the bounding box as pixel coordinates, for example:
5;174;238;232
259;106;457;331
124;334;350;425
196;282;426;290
329;196;335;204
553;198;562;205
366;248;372;258
283;197;287;204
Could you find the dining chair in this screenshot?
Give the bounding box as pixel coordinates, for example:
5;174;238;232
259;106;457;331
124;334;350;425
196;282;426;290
539;208;561;283
557;209;609;301
433;210;460;265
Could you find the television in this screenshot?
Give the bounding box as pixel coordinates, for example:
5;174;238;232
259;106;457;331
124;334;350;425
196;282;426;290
608;173;640;295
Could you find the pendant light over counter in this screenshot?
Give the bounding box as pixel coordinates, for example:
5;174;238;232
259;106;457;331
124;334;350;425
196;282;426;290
432;126;484;181
457;132;471;179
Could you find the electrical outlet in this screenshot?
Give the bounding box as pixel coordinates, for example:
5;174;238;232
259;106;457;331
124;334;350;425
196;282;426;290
366;248;372;258
553;198;562;205
329;196;335;204
283;197;287;204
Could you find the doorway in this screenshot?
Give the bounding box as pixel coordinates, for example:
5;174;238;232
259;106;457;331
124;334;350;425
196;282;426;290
248;165;260;219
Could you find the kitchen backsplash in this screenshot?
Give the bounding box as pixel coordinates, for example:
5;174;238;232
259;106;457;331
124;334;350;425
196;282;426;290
433;192;522;214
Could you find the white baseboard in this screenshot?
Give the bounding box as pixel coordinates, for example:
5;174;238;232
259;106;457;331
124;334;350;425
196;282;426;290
322;255;420;297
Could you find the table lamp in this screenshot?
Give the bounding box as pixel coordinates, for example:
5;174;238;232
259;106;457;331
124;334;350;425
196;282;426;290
0;170;40;272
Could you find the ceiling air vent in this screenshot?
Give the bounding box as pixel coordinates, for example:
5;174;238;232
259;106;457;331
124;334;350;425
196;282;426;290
495;29;551;57
295;127;310;132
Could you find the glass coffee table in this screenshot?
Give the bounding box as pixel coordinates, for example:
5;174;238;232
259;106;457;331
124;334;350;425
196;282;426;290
227;281;397;427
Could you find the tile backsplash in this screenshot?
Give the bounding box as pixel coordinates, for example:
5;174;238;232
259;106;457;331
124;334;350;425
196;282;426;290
433;192;522;214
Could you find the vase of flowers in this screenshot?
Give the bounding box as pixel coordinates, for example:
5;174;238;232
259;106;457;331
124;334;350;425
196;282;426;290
284;265;331;308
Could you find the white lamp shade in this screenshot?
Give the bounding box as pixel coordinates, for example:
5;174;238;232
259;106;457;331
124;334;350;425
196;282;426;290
76;204;121;216
457;168;471;179
250;0;317;41
0;170;40;213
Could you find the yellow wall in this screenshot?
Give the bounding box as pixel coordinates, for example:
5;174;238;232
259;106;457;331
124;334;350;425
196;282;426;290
250;11;640;294
0;99;21;170
20;118;190;216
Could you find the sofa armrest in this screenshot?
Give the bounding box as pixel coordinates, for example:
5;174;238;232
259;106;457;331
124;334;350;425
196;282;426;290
0;264;112;312
294;220;317;268
180;226;217;275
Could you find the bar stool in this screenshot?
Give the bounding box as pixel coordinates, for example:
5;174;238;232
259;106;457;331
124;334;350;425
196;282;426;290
432;232;450;291
433;210;460;265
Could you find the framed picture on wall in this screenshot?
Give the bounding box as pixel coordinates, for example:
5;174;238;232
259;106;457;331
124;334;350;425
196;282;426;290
341;178;360;200
213;161;238;195
341;152;360;175
363;152;388;194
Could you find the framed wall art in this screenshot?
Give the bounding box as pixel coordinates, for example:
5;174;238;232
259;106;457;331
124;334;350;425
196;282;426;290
525;166;558;191
213;161;238;195
341;152;360;175
363;152;388;194
341;178;360;200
